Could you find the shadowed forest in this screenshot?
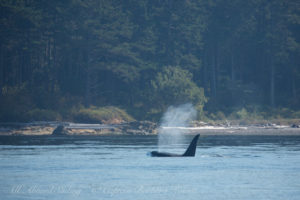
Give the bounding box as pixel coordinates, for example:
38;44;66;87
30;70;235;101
0;0;300;123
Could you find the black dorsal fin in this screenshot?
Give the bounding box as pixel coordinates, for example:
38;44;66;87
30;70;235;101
182;134;200;157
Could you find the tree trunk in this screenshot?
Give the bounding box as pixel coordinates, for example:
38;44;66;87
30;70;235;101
230;45;235;82
85;66;91;107
202;46;209;92
292;72;296;99
270;59;275;107
211;44;217;99
0;46;3;88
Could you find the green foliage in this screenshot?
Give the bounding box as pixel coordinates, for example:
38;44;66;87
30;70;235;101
270;108;295;119
0;0;300;122
236;108;249;120
226;106;300;121
0;85;33;122
72;106;134;123
292;111;300;118
151;66;207;116
26;109;61;121
209;111;226;120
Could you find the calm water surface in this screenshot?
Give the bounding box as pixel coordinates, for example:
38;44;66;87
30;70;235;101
0;135;300;200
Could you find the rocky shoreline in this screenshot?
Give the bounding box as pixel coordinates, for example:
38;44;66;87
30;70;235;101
0;121;300;136
52;121;158;136
0;121;158;136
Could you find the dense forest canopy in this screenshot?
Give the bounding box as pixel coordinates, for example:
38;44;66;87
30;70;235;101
0;0;300;122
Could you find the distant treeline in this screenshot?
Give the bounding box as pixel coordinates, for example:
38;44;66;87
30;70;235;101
0;0;300;122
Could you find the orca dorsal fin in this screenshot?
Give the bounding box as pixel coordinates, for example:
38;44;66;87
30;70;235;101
182;134;200;157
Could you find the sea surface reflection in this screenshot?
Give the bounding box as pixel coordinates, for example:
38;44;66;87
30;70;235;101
0;135;300;200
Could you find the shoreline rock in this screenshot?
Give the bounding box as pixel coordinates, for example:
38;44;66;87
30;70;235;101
0;120;299;136
52;125;67;135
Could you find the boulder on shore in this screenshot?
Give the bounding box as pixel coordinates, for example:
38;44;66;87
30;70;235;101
52;125;68;135
291;124;300;128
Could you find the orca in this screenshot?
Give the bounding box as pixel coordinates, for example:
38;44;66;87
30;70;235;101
150;134;200;157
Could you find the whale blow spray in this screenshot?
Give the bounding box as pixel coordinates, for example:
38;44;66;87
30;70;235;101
158;103;196;151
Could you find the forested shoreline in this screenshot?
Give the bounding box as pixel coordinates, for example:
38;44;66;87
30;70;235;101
0;0;300;123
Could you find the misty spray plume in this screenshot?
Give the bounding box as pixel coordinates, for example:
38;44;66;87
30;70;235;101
158;103;197;151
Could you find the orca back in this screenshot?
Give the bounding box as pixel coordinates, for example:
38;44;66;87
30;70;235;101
182;134;200;157
150;134;200;157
